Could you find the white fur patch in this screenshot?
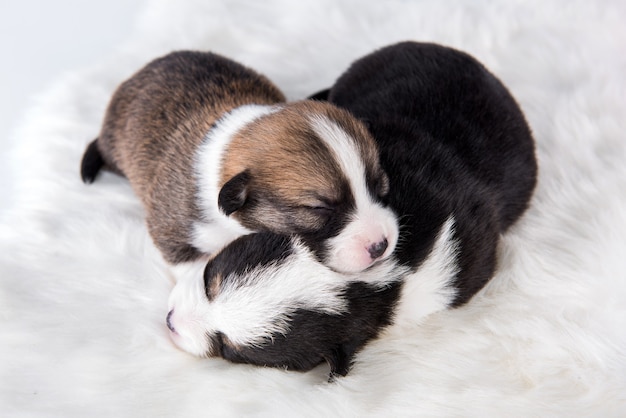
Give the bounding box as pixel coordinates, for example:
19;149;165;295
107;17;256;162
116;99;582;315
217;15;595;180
308;115;399;273
169;218;458;356
192;104;283;254
167;239;348;355
391;217;459;331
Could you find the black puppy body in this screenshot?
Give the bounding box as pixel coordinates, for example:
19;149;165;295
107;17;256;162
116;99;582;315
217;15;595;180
204;233;403;377
167;42;537;377
323;41;537;305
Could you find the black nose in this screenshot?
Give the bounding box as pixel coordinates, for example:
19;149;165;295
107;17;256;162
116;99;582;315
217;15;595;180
166;309;175;332
368;238;388;259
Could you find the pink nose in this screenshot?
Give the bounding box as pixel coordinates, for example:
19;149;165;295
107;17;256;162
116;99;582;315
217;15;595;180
368;238;388;260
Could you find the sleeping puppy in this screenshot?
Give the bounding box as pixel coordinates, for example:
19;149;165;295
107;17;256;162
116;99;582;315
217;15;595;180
80;50;398;273
166;42;537;377
167;231;406;377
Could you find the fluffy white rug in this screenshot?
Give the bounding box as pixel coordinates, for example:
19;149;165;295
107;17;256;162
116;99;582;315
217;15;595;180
1;0;625;416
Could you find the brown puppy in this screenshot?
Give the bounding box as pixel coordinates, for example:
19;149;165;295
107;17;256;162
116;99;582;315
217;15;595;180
81;51;398;273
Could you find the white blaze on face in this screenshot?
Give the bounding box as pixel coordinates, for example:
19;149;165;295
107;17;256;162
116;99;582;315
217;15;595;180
308;115;399;273
166;240;348;357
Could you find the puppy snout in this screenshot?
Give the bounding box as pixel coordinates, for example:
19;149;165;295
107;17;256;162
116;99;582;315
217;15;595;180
368;238;388;260
166;309;176;333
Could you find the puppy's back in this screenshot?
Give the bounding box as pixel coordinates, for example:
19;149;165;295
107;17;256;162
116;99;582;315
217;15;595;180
81;51;286;264
328;42;537;232
96;51;285;195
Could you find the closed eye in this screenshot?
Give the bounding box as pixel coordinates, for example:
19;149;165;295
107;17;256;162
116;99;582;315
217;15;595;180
309;206;334;216
303;199;338;216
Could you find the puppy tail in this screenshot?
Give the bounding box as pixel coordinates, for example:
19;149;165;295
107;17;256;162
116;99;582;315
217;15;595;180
80;139;104;184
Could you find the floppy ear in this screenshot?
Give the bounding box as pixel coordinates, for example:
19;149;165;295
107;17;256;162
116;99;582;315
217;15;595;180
203;259;222;302
218;170;251;216
324;342;359;381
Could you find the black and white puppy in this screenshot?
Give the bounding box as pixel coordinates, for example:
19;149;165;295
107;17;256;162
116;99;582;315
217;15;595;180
81;50;398;273
166;42;537;377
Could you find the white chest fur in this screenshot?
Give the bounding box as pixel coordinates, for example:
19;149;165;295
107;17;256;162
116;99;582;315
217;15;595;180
191;104;282;255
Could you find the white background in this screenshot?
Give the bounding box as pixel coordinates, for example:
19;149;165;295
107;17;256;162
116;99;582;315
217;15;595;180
0;0;145;214
0;0;145;142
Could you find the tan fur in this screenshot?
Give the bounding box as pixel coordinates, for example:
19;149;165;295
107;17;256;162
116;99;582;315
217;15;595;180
223;100;384;232
89;52;388;265
94;51;285;263
206;273;222;302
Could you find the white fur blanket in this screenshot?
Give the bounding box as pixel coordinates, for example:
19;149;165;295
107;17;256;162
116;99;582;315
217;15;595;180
1;0;625;416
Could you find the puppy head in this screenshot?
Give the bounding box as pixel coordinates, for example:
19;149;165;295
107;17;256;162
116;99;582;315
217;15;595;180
166;232;402;378
215;100;398;273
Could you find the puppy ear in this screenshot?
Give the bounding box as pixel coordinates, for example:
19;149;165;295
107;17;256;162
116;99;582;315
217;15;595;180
324;342;359;380
307;88;331;101
203;260;222;302
218;170;251;216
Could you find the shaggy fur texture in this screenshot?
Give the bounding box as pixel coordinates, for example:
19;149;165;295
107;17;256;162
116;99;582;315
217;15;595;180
166;42;538;377
80;51;397;272
1;0;625;416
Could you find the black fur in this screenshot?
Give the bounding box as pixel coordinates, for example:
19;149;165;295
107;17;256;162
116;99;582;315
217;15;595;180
190;41;537;378
219;282;400;378
80;139;105;183
314;41;537;306
203;232;401;378
307;88;331;102
217;170;251;216
203;232;294;296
